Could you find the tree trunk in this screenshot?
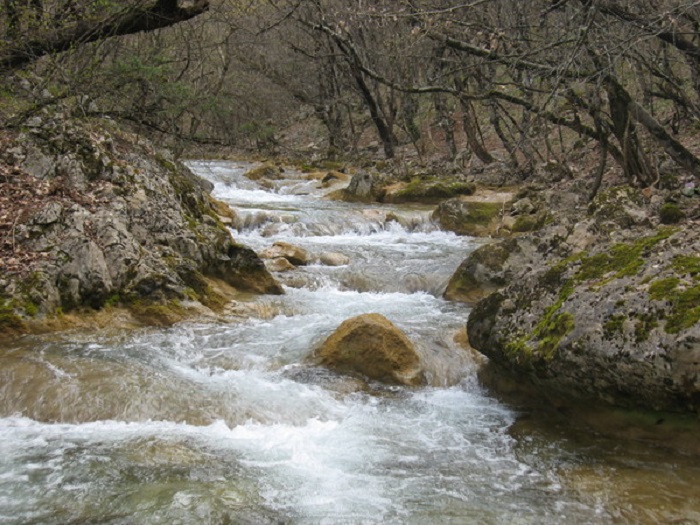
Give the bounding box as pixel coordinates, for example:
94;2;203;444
433;92;457;160
351;66;396;159
629;100;700;178
458;96;494;164
605;79;655;186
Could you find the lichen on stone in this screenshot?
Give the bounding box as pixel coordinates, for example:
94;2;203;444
603;314;626;340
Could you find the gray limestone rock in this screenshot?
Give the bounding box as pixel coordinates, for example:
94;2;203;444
2;116;283;325
467;224;700;414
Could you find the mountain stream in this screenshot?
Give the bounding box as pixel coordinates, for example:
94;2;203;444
0;161;698;524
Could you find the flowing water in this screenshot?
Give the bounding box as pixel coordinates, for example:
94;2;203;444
1;161;698;524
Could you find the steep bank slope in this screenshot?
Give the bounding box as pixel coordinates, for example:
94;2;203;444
0;116;282;334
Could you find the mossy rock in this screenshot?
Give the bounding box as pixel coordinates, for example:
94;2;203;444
208;196;237;224
659;203;685;224
384;178;476;204
432;198;506;237
0;301;26;334
316;313;425;386
128;300;187;326
444;239;517;303
587;185;651;231
468;225;699;414
573;228;674;284
244;163;283;181
511;212;548;233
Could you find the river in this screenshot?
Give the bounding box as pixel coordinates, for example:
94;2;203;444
0;161;698;524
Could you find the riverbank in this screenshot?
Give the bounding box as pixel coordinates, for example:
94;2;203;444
0;117;284;340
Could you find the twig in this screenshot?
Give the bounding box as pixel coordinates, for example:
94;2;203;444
10;216;18;253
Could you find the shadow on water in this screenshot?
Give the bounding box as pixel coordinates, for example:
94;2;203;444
478;361;700;524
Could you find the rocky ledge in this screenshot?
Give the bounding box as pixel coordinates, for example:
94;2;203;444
0;116;282;335
461;187;699;414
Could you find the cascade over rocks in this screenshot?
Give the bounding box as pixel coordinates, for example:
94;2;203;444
315;313;425;386
461;185;700;414
0;116;282;333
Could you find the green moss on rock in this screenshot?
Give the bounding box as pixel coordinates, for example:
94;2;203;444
603;314;627;340
244;163;281;181
511;214;543;233
647;276;700;333
634;313;659;343
394;178;476;202
538;311;575;357
501;230;674;364
503;282;576;362
575;229;674;283
649;278;681;300
465;202;502;225
672;255;700;279
0;300;25;333
128;299;187;326
666;285;700;333
659;203;685;224
433;199;506;237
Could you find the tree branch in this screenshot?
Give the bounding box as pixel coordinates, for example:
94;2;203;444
588;0;700;65
0;0;210;71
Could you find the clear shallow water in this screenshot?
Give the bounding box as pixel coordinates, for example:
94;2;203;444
0;161;698;524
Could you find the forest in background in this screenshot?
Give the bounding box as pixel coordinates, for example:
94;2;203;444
2;0;700;194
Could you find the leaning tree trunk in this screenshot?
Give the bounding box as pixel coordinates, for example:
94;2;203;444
605;80;655;186
458;96;494;164
433;92;457;160
351;66;397;159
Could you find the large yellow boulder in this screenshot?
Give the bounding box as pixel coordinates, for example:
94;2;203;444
315;313;425;386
